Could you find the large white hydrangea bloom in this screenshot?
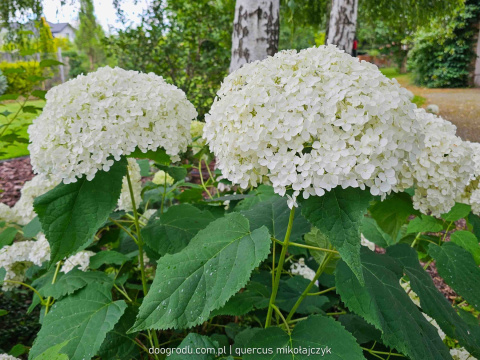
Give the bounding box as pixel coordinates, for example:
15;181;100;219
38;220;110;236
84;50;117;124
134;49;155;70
117;158;142;212
408;109;475;216
204;46;422;206
457;141;480;215
29;66;197;183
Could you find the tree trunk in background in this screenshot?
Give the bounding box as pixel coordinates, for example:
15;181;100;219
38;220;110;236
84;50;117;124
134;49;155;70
229;0;280;73
474;25;480;87
327;0;358;54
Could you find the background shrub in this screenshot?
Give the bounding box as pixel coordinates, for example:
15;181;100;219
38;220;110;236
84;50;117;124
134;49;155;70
0;61;43;94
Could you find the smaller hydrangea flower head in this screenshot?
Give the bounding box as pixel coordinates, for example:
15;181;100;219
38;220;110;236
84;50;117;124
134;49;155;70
61;250;95;273
457;141;480;215
204;46;422;206
28;66;197;183
117;158;142;212
190;120;206;154
409;109;474;216
152;170;174;186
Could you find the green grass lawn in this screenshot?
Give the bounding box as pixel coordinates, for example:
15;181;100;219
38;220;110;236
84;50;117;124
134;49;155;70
0;100;45;160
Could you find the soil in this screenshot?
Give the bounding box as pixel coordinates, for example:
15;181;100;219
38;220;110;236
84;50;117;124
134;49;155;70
0;156;34;207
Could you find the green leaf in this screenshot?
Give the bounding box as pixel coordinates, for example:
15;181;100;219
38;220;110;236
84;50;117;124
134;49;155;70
301;187;373;284
23;217;42;238
407;215;444;234
388;244;480;358
31;90;47;100
243;315;366;359
155;164;187;183
137;159;150;176
304;227;340;273
88;251;130;269
130;213;271;331
428;243;480;310
360;217;394;248
39;59;64;67
0;94;19;101
335;249;451;360
276;276;329;314
34;158;127;265
338;314;382;345
0;267;6;283
450;231;480;265
22;105;42;114
0;227;18;248
169;333;219;360
235;185;277;211
9;344;29;357
370;192;420;240
2;68;25;74
129;148;170;164
241;196;310;242
468;213;480;239
98;306;138;360
29;283;126;360
441;203;471;222
40;269;113;299
32;341;70;360
142;204;216;257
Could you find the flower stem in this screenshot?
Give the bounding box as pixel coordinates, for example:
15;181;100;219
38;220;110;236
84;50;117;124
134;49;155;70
3;280;45;304
285;252;334;322
45;260;62;315
198;160;213;200
306;286;336;296
272;238;339;254
265;207;296;328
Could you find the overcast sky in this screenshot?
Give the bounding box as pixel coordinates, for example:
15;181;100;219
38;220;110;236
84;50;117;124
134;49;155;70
42;0;150;32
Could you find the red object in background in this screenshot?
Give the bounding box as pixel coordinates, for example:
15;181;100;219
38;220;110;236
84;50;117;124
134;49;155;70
353;39;358;50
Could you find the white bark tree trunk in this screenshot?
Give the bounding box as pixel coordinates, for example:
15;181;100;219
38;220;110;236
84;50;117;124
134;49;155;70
474;25;480;87
327;0;358;55
229;0;280;73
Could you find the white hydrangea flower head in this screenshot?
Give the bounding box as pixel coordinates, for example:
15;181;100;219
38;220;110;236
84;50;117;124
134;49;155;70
28;66;197;183
0;203;16;223
0;354;21;360
457;141;480;215
400;280;420;306
204;45;422;206
141;209;157;222
30;233;51;266
117;158;142;212
407;109;475;216
360;234;376;251
61;250;95;273
290;258;318;285
450;348;476;360
12;175;58;225
152;170;174;186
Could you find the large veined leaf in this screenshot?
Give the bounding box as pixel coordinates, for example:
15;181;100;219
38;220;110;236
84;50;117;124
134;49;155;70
276;276;329;314
169;333;219;360
406;215;443;234
304;227;340;273
241;196;311;242
335;249;451;360
130;213;271;331
34;158;127;265
337;314;382;345
29;283;126;360
428;243;480;310
449;231;480;265
242;315;366;359
360;217;394;248
234;185;277;211
388;244;480;358
142;204;216;257
88;250;130;269
441;203;471;222
32;341;69;360
301;187;373;284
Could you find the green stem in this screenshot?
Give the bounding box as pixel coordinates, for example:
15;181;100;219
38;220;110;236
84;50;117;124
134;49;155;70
45;260;62;315
285;252;334;322
265;207;296;328
271;304;290;334
198;160;213;200
160;172;168;214
306;286;336;296
272;238;339;254
3;280;45;304
442;221;454;243
362;348;404;357
109;217;138;244
411;233;421;248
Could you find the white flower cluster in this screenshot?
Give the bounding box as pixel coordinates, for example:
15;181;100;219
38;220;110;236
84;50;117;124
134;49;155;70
0;175;58;225
290;258;318;285
456;141;480;215
117;158;142;212
204;45;422;207
450;348;476;360
152;170;174;186
0;355;20;360
29;66;197;183
407;109;475;216
60;250;95;274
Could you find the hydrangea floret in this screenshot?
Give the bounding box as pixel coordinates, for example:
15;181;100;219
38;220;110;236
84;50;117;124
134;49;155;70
117;158;142;212
204;45;422;207
28;66;197;183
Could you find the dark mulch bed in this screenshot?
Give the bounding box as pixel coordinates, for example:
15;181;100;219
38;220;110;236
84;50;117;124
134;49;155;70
0;157;34;207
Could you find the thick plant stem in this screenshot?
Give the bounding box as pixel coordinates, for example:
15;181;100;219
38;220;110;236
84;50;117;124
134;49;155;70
45;261;62;315
126;170;160;352
265;207;296;328
286;252;335;322
3;280;45;304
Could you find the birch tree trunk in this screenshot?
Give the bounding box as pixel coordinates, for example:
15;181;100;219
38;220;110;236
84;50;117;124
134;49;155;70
229;0;280;73
327;0;358;54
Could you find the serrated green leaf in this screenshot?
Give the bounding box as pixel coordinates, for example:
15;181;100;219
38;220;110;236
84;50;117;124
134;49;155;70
34;158;127;265
0;227;18;248
23;216;42;237
40;269;113;299
468;213;480;239
8;343;28;357
449;231;480;265
360;217;394;248
388;244;480;358
243;315;366;359
142;204;216;258
407;215;443;234
370;192;420;240
98;306;138;360
338;314;382;345
235;185;278;211
31;90;47;100
169;333;218;360
335;249;451;360
301;187;373;284
304;227;340;273
276;276;329;315
33;340;69;360
155;164;187;183
22;105;41;114
29;283;126;360
89;251;130;269
428;242;480;310
130;213;271;331
130;148;170;164
441;203;471;222
241;196;310;242
39;59;64;67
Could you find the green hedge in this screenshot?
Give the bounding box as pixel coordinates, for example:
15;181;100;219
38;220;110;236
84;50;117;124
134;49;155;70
0;61;43;95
